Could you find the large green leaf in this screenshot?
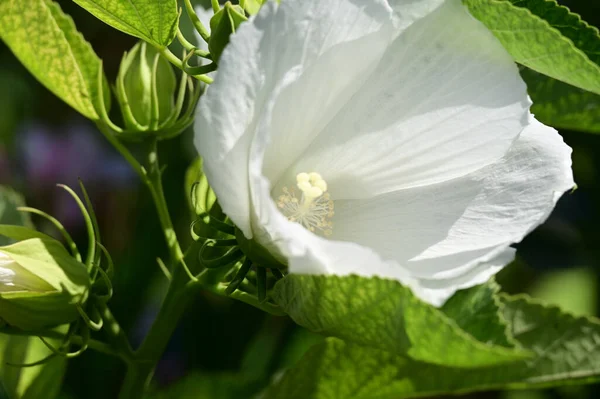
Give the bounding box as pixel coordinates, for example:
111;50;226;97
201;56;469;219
441;279;515;347
521;68;600;133
264;295;600;399
464;0;600;95
272;275;528;368
0;0;104;120
72;0;178;47
507;0;600;66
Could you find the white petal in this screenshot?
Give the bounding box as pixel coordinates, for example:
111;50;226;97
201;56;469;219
414;247;516;306
0;253;50;293
272;0;529;198
330;115;573;281
413;116;573;263
257;0;395;186
387;0;446;30
195;0;394;237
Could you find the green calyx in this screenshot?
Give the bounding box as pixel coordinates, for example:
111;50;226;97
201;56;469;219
234;228;286;270
0;237;91;331
115;41;202;141
208;2;248;63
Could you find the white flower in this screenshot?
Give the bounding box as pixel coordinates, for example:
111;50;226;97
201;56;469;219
194;0;574;306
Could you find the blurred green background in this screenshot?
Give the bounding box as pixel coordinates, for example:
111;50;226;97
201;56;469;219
0;0;599;398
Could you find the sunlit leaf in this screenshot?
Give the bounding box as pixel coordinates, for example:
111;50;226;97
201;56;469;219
465;0;600;95
72;0;178;47
272;275;528;368
264;295;600;398
0;0;105;120
522;68;600;133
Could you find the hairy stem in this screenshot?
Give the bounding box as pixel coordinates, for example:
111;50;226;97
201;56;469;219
118;141;197;399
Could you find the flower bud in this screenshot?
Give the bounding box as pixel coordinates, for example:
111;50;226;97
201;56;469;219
116;41;177;132
208;2;248;63
0;238;91;331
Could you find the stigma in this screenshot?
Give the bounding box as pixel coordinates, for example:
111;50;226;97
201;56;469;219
277;172;334;236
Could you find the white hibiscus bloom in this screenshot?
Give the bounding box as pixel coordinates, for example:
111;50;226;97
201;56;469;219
194;0;574;306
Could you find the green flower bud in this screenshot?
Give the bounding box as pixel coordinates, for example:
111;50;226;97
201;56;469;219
0;238;91;331
116;41;177;132
114;41;202;141
208;2;248;63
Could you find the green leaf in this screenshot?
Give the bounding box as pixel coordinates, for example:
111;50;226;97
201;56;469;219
272;275;528;368
264;295;600;399
441;279;515;347
0;187;32;247
507;0;600;66
0;333;67;399
464;0;600;95
521;68;600;133
72;0;179;47
0;0;105;120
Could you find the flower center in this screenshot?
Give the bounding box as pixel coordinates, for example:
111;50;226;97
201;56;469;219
277;172;334;236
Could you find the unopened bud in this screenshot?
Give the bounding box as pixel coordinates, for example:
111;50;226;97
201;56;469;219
116;41;177;132
0;238;91;331
208;2;248;63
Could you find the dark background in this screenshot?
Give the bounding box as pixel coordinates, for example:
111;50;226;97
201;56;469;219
0;0;599;398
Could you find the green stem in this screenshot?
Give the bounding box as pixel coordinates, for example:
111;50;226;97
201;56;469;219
118;140;197;399
145;140;184;264
159;48;214;84
97;302;135;363
183;0;211;43
118;273;199;398
213;283;286;316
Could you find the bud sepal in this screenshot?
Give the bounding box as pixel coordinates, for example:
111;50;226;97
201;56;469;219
208;2;248;63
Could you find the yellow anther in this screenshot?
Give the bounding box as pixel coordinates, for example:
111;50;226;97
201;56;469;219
313;179;327;192
308;172;322;181
306;187;323;198
297;181;312;192
278;171;334;237
296;172;310;183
